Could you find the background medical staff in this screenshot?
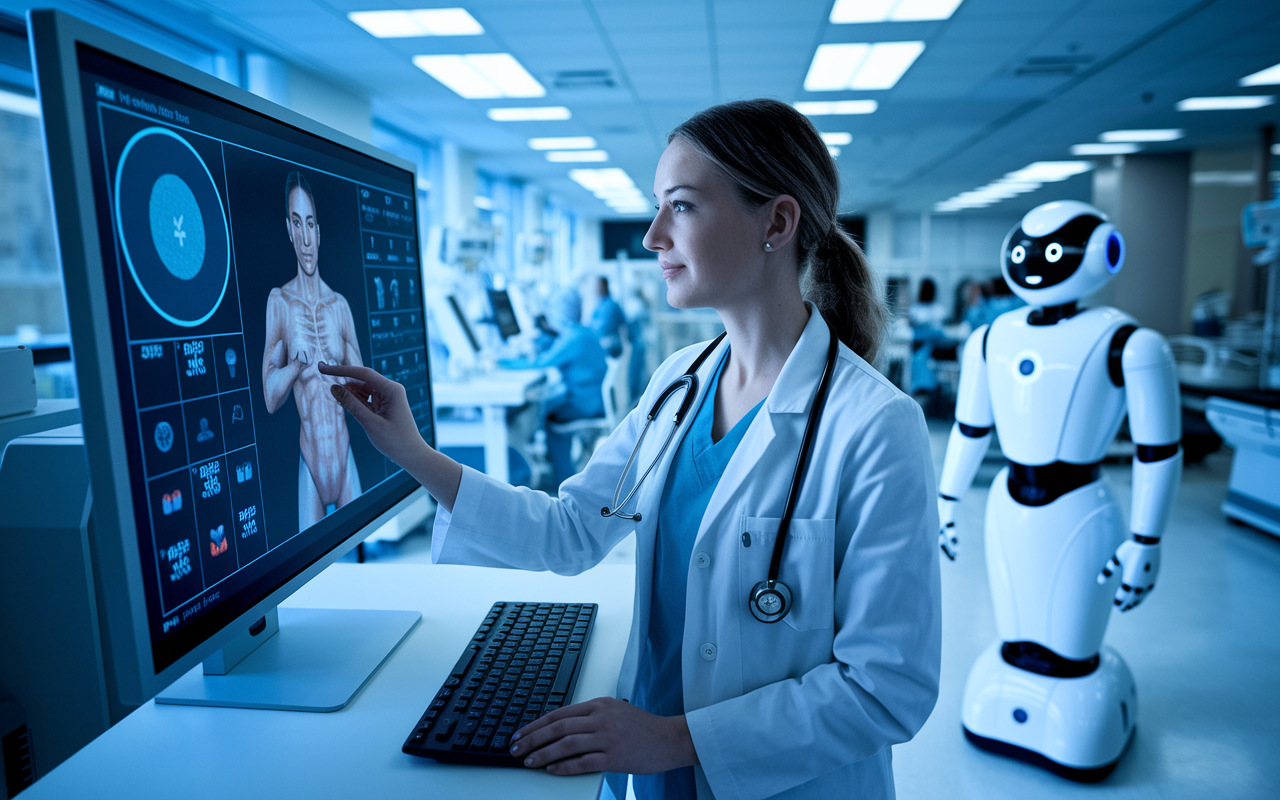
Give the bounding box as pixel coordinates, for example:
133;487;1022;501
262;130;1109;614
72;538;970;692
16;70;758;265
320;98;941;800
589;276;627;358
499;287;608;490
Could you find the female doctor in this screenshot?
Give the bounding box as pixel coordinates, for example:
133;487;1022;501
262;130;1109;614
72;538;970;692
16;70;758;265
319;99;941;800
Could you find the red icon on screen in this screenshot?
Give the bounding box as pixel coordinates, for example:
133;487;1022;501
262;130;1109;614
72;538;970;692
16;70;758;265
162;490;182;515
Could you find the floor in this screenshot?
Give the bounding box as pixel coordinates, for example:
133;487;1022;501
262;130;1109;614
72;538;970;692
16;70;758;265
364;421;1280;800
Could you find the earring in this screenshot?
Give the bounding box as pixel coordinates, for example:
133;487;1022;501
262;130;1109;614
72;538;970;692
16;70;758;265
763;242;773;251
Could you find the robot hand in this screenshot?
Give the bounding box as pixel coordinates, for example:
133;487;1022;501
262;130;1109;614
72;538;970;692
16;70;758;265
1097;538;1161;611
938;496;959;562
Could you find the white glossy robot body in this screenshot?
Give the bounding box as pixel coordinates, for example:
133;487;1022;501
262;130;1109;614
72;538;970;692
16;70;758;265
938;201;1182;781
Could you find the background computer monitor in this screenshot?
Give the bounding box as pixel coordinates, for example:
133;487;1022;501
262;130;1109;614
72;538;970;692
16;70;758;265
446;294;481;353
487;289;521;340
30;9;435;709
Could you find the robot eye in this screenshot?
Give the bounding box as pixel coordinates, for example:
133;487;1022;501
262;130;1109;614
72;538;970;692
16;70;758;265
1045;242;1063;263
1010;245;1026;264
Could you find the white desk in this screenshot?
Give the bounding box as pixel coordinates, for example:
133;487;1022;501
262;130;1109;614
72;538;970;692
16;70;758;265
23;562;635;800
434;368;551;483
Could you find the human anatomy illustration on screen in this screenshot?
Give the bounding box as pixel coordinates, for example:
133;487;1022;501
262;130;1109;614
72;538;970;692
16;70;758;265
262;171;364;529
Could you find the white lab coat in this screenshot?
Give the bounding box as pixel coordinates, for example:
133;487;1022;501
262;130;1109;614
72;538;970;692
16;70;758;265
432;307;942;800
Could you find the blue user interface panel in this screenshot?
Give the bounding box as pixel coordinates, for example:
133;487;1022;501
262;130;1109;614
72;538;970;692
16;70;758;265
76;46;432;671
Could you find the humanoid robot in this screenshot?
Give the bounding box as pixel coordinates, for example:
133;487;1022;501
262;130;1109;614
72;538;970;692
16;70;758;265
937;200;1181;780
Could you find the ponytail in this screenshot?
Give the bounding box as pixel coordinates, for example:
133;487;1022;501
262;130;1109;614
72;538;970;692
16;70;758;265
669;99;887;362
805;227;887;364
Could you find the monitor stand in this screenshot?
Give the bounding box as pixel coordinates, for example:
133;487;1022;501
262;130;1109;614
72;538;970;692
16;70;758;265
155;606;420;712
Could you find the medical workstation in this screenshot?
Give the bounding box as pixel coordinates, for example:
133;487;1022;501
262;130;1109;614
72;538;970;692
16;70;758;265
1;0;1279;798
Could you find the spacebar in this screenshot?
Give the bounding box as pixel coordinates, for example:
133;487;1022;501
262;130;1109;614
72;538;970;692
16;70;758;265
550;650;579;697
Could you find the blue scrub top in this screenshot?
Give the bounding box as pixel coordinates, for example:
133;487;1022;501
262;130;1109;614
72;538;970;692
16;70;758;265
633;351;764;800
501;322;607;419
590;296;627;357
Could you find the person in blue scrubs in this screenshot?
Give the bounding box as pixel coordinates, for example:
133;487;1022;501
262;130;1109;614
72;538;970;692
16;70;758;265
501;287;607;490
322;99;940;800
589;276;627;358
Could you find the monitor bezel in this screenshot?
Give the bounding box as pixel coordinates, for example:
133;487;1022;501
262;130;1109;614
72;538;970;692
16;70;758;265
29;8;436;704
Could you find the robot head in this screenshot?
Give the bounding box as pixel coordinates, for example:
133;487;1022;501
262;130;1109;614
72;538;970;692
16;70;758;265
1000;200;1124;307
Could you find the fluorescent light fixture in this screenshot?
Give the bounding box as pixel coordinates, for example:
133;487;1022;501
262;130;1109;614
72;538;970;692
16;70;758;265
1240;62;1280;87
474;196;494;210
794;100;878;116
830;0;964;24
1100;128;1183;143
1177;95;1274;111
1071;142;1142;156
805;43;868;91
594;187;644;199
934;161;1092;213
0;88;39;117
569;168;636;191
1005;161;1093;182
545;150;609;163
413;54;544;99
828;146;842;157
804;41;924;91
821;132;853;145
1192;171;1255;186
487;106;571;121
348;8;483;38
528;136;596;150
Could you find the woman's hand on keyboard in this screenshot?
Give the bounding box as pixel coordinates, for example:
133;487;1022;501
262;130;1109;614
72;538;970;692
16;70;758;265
508;697;698;776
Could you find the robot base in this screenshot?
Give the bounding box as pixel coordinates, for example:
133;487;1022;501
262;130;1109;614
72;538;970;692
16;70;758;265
961;640;1136;782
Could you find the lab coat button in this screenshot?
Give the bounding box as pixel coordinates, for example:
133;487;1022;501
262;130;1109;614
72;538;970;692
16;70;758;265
695;552;711;569
700;643;717;661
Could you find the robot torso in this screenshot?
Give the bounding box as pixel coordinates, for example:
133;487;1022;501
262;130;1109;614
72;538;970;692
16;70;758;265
987;306;1136;466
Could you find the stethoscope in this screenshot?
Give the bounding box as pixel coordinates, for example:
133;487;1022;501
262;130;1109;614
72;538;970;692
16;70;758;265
601;325;840;623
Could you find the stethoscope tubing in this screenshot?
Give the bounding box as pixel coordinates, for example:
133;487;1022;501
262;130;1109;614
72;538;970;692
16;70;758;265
766;325;839;587
601;333;727;522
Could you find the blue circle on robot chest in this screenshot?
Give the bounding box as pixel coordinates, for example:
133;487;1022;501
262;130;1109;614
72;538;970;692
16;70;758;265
1019;359;1035;375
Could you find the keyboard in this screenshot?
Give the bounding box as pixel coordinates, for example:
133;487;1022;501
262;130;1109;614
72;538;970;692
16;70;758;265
402;601;597;766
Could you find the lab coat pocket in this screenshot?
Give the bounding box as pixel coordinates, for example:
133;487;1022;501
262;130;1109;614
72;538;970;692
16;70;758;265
739;516;836;632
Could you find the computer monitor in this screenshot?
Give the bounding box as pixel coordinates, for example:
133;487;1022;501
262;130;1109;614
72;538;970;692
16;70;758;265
446;294;481;353
487;289;521;340
30;9;434;711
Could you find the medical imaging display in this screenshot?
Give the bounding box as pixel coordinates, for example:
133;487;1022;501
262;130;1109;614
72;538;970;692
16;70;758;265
76;46;433;669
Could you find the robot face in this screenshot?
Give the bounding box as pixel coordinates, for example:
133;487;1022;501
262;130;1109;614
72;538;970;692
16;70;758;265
1004;215;1104;291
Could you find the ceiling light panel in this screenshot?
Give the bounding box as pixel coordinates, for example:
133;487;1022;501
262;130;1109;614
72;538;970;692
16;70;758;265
821;132;853;145
488;106;571;121
1099;129;1183;142
804;42;924;91
546;150;609;162
934;162;1093;213
1176;96;1274;111
349;9;484;38
528;136;597;150
1240;62;1280;87
830;0;964;24
413;54;544;99
794;100;879;115
1071;143;1141;155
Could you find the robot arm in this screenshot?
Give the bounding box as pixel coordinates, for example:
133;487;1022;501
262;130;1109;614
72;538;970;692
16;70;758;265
936;325;995;560
1097;327;1182;610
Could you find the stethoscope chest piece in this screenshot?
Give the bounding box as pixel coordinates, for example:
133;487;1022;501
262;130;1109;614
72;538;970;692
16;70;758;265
748;579;793;623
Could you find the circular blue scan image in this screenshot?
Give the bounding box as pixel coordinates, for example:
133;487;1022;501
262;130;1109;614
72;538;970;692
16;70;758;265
115;127;230;327
149;174;206;281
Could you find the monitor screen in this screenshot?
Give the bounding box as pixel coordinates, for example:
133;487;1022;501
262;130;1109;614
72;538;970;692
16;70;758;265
446;295;481;353
58;39;434;677
487;289;521;340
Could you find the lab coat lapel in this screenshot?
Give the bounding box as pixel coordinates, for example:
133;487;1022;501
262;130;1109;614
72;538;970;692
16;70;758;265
695;308;833;538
